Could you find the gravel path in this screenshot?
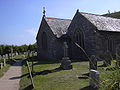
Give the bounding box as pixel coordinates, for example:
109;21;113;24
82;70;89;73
0;60;22;90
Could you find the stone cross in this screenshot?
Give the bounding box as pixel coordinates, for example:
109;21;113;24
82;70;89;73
60;41;72;70
90;69;100;89
63;42;68;57
103;51;112;66
90;55;97;70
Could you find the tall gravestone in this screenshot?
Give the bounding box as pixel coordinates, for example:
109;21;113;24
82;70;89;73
90;55;97;70
60;42;72;70
103;51;112;66
116;45;120;67
0;62;3;69
3;59;6;67
90;69;100;89
11;47;13;60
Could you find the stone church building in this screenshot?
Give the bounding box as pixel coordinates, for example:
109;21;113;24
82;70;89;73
36;10;120;60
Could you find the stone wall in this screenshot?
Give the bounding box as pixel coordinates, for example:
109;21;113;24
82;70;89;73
37;17;64;60
96;31;120;60
67;11;97;60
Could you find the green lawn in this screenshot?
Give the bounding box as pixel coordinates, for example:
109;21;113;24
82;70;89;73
20;57;108;90
0;64;10;78
0;54;26;78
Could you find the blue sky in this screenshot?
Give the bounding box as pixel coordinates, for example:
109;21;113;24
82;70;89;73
0;0;120;45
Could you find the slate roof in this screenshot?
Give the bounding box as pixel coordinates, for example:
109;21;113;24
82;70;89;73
45;17;71;38
80;12;120;32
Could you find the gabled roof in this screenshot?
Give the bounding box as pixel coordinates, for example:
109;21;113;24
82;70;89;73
44;17;71;38
79;12;120;32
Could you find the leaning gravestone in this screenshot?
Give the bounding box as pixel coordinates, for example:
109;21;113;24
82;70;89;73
116;45;120;67
103;51;112;66
90;55;97;70
60;42;72;70
90;69;100;89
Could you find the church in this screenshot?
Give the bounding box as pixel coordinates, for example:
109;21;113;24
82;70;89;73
36;10;120;60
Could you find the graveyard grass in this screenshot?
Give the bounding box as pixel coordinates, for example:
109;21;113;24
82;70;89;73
0;64;10;77
0;54;25;78
20;57;108;90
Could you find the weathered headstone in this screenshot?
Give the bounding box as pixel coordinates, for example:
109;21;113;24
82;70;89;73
11;47;13;60
8;53;11;60
35;52;37;56
5;54;8;58
3;55;5;58
103;51;112;66
0;62;3;69
90;69;100;89
90;55;97;70
0;55;2;59
15;52;18;56
60;42;72;70
3;59;6;67
24;52;27;58
32;51;34;57
116;45;120;67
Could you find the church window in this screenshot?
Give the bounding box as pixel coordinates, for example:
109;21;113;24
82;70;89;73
74;29;85;49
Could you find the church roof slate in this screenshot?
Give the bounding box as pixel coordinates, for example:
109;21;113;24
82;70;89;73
80;12;120;32
45;17;71;38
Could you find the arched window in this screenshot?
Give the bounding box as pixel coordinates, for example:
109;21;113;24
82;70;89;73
74;29;85;49
41;32;47;51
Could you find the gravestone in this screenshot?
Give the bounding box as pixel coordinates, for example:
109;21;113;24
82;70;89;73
15;52;18;56
8;53;11;59
0;55;2;59
34;52;37;56
0;55;2;62
0;62;3;69
103;51;112;66
3;55;5;58
60;42;72;70
116;45;120;67
3;59;6;67
32;51;34;57
90;55;97;70
11;47;13;59
5;54;8;58
90;69;100;89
